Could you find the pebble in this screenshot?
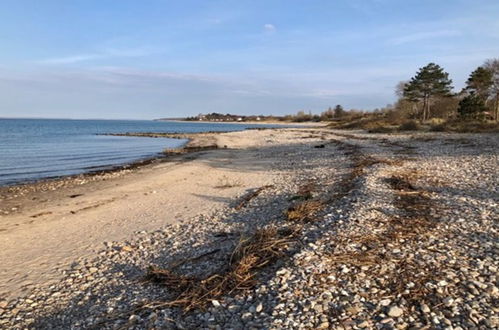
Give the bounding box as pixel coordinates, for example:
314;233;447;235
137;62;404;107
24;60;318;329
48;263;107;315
2;130;498;330
388;306;404;318
420;303;431;313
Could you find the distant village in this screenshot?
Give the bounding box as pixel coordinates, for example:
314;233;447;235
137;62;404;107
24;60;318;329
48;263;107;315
184;113;268;122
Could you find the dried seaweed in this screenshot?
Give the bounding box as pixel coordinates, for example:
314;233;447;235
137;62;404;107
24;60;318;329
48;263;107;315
144;226;298;312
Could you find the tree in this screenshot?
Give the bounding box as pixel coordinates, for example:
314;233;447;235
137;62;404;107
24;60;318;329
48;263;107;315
321;107;334;120
432;96;460;119
403;63;453;121
465;66;492;100
395;81;408;98
333;104;345;118
484;58;499;121
457;94;487;120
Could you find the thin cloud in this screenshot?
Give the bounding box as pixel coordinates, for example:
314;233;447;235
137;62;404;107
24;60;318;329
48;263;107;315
388;30;461;45
37;47;155;65
40;54;104;64
264;24;276;32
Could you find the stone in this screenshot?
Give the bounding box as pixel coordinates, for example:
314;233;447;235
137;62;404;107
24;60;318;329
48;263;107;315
420;303;431;313
388;306;404;318
443;297;454;307
121;246;133;252
357;320;370;328
128;315;140;324
317;322;330;329
255;303;263;313
346;306;361;315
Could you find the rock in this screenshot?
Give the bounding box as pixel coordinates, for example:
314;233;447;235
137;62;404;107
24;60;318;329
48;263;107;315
211;300;221;308
255;303;263;313
317;322;330;329
443;297;454;307
388;306;404;318
128;315;140;324
420;303;431;313
89;267;98;274
346;306;361;315
357;320;370;328
121;246;133;252
379;299;391;306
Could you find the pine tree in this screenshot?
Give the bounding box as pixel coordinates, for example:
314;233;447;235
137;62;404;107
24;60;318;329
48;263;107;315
333;105;345;118
466;66;493;100
403;63;453;121
458;94;487;120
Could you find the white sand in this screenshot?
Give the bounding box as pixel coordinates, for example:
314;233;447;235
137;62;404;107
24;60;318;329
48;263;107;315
0;128;315;300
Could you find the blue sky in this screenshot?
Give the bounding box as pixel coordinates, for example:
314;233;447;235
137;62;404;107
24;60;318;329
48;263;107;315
0;0;498;119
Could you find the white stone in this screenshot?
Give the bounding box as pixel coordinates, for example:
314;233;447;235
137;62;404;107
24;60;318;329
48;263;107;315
388;305;404;318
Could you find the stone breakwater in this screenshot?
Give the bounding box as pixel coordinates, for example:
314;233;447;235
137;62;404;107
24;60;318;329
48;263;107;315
0;129;497;329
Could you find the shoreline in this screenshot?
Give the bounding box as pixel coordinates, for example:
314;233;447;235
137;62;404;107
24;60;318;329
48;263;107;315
0;124;312;192
157;119;327;126
0;128;497;329
0;132;222;217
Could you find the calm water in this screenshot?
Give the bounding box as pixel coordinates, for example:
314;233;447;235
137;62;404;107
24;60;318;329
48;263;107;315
0;119;281;186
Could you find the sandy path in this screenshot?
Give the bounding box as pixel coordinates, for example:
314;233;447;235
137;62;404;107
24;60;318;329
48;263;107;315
0;129;304;300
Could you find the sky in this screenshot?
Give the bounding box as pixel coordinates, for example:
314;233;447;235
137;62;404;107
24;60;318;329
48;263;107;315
0;0;498;119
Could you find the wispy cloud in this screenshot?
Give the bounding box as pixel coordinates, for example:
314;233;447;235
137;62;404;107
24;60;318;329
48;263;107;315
37;47;155;64
264;23;276;32
40;54;104;64
388;30;461;45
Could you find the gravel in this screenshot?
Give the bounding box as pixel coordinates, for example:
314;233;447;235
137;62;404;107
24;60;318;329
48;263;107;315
0;128;497;329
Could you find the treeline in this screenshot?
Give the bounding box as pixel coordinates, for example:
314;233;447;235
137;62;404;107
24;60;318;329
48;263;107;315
185;112;275;122
285;58;499;132
388;58;499;122
285;105;365;122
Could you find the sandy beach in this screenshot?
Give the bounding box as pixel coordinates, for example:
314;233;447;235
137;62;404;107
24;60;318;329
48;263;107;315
0;127;498;329
0;129;300;299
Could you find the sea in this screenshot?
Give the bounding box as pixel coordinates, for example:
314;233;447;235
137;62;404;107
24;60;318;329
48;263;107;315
0;118;284;186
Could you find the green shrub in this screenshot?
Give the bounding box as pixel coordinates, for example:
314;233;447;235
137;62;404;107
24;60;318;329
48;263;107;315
399;120;420;131
429;123;448;132
368;125;396;133
458;95;487;119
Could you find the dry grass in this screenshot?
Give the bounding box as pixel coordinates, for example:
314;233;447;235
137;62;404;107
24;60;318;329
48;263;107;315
285;200;324;222
324;169;442;309
430;120;499;133
385;174;416;191
235;185;274;210
289;182;316;201
144;226;298;312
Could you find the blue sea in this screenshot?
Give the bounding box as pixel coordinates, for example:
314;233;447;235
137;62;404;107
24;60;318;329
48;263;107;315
0;119;282;186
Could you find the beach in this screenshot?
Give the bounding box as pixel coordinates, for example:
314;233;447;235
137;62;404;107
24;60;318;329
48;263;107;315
0;127;498;329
